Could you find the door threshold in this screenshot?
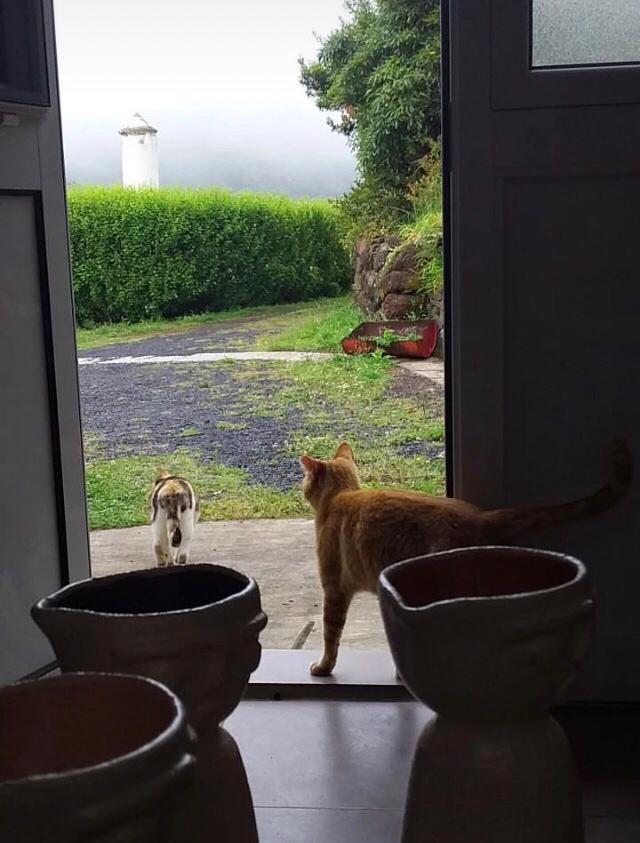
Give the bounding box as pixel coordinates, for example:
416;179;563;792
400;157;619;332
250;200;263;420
246;649;411;701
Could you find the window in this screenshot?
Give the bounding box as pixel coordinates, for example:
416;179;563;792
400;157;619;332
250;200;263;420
531;0;640;68
0;0;49;106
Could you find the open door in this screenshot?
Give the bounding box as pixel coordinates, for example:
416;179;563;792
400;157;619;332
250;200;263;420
0;0;89;682
446;0;640;700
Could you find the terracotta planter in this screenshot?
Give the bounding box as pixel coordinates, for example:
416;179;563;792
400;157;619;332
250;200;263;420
379;546;594;843
33;564;267;843
341;319;439;359
0;672;195;841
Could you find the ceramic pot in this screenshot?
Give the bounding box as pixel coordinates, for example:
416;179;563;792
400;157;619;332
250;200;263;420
32;564;267;843
379;546;594;843
0;672;195;842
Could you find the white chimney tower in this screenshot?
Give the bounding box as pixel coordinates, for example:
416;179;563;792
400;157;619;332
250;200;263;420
119;113;159;188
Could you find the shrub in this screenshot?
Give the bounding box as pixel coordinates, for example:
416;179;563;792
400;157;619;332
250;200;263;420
399;209;443;301
67;187;352;325
300;0;440;215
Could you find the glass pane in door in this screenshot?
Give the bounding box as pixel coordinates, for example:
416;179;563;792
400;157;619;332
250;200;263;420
531;0;640;67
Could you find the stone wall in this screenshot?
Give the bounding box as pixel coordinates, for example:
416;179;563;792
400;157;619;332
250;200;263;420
353;233;444;328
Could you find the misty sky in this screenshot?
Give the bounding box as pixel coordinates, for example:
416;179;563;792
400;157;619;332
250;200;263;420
54;0;356;196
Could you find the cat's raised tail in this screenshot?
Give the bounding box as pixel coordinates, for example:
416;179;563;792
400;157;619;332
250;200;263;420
484;438;633;539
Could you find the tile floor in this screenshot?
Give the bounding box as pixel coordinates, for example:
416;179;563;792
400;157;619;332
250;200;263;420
227;699;640;842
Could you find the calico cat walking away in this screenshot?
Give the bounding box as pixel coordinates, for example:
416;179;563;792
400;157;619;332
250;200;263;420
300;440;632;676
151;470;200;566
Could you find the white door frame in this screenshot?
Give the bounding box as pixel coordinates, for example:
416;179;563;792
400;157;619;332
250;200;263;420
0;0;90;681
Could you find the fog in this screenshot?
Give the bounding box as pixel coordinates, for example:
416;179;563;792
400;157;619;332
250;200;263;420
55;0;356;197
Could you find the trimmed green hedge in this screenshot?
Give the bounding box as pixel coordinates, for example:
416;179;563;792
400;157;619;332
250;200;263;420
67;187;351;325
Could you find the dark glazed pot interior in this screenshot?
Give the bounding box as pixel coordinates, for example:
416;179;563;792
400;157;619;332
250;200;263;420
45;566;249;615
386;548;579;608
0;675;176;783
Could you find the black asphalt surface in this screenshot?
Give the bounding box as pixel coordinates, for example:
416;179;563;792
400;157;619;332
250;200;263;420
78;320;266;361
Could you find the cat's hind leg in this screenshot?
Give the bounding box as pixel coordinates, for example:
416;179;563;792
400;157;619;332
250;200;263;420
310;588;352;677
175;507;195;565
152;510;171;567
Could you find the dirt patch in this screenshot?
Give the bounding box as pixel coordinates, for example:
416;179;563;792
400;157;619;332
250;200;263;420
386;367;444;407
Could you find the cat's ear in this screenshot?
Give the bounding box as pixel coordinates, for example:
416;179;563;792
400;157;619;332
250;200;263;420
300;454;323;475
334;442;354;462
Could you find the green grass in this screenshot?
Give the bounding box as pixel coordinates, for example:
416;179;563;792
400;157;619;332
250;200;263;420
215;420;248;431
85;452;307;531
83;307;445;530
257;296;362;352
278;355;445;496
279;353;394;403
288;430;444;496
86;434;444;532
76;297;347;351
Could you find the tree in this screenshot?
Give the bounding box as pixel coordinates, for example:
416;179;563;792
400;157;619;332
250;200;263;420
300;0;440;219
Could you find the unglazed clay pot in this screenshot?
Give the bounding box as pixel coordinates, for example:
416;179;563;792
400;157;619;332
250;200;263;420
0;672;195;842
32;564;267;843
379;546;594;843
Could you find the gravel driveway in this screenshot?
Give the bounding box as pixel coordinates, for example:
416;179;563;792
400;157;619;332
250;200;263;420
79;320;445;491
77;316;276;361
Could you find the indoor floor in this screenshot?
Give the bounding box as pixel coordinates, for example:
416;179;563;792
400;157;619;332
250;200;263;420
228;699;640;842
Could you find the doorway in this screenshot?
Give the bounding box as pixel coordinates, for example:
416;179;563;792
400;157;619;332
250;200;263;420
55;0;446;668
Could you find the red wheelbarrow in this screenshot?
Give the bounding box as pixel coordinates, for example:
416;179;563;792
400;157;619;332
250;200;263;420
341;319;439;360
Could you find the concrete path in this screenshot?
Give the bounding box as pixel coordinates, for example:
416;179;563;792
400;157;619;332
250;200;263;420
398;358;445;386
90;518;387;652
79;351;332;366
79;347;445;385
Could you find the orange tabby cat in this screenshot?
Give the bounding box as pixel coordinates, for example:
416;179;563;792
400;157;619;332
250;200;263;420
300;440;631;676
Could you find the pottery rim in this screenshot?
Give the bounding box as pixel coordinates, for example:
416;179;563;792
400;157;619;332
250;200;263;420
378;545;587;613
0;672;189;787
32;563;258;619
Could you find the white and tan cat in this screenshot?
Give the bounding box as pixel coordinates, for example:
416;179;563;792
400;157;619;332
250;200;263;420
150;469;200;566
301;440;632;676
